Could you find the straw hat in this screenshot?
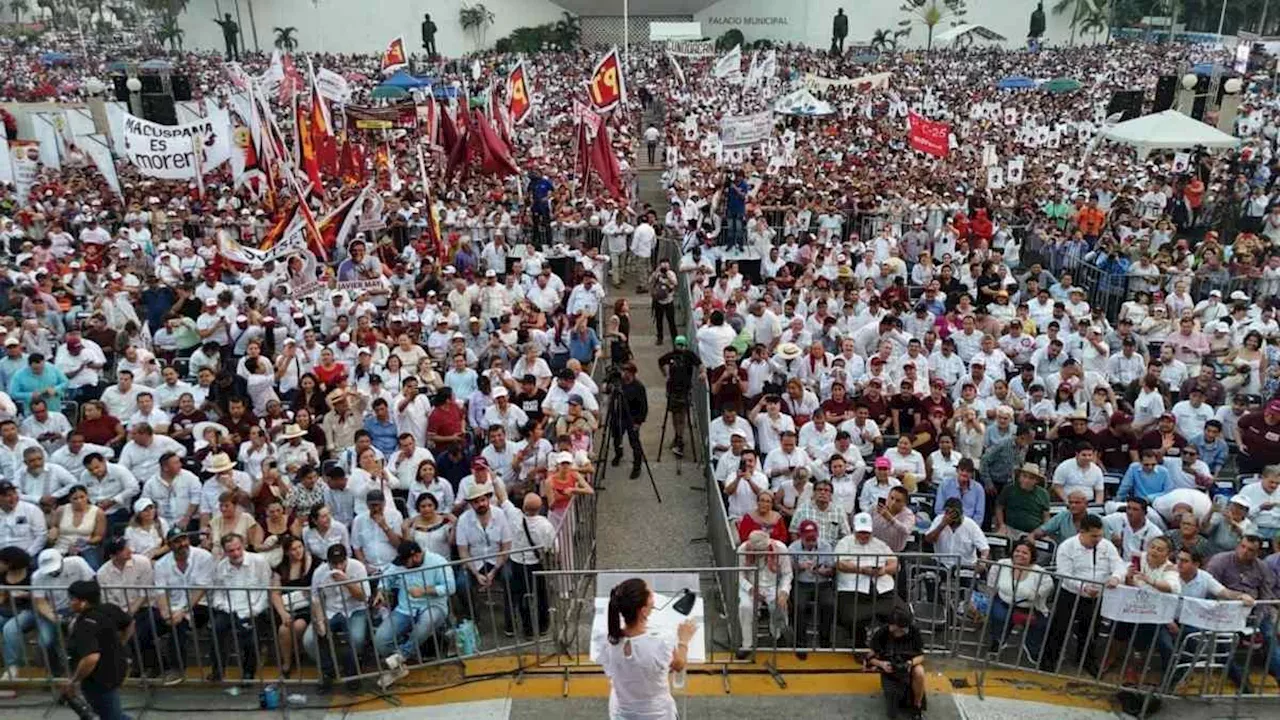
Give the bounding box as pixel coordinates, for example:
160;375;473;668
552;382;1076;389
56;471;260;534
206;453;235;474
279;424;307;440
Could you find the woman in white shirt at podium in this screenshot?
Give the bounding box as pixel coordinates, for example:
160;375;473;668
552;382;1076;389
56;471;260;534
598;578;696;720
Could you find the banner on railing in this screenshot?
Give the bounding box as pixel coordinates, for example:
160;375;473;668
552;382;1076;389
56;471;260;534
1100;585;1180;624
1177;596;1251;632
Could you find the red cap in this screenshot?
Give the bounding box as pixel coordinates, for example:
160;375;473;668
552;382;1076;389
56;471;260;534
798;520;819;537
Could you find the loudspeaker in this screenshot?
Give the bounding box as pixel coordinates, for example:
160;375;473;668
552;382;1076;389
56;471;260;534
1190;74;1211;120
111;75;129;102
1107;90;1144;122
141;93;178;126
171;74;192;101
1153;75;1177;112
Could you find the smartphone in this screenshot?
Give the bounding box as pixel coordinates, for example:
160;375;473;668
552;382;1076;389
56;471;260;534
1129;556;1141;573
877;497;886;507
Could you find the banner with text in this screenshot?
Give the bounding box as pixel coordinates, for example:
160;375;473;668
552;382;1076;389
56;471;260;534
121;111;231;180
907;111;950;158
803;72;892;93
719;110;773;148
1100;585;1180;625
1177;597;1251;633
666;39;716;57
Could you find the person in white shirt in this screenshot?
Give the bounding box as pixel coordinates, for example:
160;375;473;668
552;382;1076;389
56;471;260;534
453;484;514;598
503;492;556;636
350;490;404;575
0;480;47;556
153;527;216;672
834;513;900;647
1043;514;1122;673
708;410;754;459
14;446;76;509
1236;469;1280;539
209;533;274;681
19;398;71;453
1051;442;1106;503
924;498;991;570
303;543;371;687
1170;388;1216;441
723;451;768;521
695;311;737;369
75;453;139;530
140;454;202;529
736;530;792;652
49;434;113;475
118;424;186;487
1106;497;1164;560
98;370;152;421
762;432;811;491
29;548;95;673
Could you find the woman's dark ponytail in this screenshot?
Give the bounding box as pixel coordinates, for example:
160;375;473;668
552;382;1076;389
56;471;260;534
607;578;648;645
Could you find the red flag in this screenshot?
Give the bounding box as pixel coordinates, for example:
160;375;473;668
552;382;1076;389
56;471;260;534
907;111;950;158
439;103;459;157
308;62;338;176
295;93;322;190
589;122;625;201
256;200;298;251
278;53;304;106
473;109;519;177
587;47;625;113
488;85;511;148
338;135;366;185
507;61;532;125
381;37;408;75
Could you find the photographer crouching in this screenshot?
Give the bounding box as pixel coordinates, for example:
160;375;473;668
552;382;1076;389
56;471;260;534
606;362;648;479
866;608;927;720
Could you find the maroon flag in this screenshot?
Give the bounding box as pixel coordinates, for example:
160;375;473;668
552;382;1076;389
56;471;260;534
907;111;950;158
473;109;519;177
439;104;459;157
589;121;625;201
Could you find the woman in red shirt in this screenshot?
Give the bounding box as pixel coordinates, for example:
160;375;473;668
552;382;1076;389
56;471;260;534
76;400;126;448
737;490;789;545
312;348;347;391
426;388;466;452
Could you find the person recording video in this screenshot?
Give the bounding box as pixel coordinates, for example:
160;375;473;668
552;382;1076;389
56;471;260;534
607;362;648;479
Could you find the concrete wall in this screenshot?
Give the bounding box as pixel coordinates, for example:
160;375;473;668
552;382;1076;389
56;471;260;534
177;0;567;57
693;0;1079;49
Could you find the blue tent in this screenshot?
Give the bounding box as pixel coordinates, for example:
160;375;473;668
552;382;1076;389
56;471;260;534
1192;62;1223;76
39;51;73;67
139;58;174;72
380;70;431;89
996;75;1035;90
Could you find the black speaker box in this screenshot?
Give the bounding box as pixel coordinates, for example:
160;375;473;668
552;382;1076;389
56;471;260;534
1107;90;1144;122
1153;75;1177;112
141;93;178;126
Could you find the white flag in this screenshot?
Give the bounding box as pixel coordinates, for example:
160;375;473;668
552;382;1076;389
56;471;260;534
666;48;686;88
713;44;742;81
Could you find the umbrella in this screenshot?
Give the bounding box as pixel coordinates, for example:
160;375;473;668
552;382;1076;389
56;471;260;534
996;75;1035;90
370;85;408;100
1042;77;1082;94
381;69;431;89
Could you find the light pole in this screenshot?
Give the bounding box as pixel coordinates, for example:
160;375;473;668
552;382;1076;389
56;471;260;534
623;0;630;68
1216;0;1228;38
84;77;110;137
126;76;143;117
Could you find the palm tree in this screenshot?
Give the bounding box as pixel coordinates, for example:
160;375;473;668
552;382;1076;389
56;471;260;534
1052;0;1094;45
9;0;27;22
273;25;298;52
553;10;579;49
1079;8;1109;43
459;3;495;49
870;28;898;52
157;16;184;51
898;0;967;50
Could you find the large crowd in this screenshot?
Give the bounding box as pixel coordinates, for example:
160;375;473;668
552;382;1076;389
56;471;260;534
0;26;1275;699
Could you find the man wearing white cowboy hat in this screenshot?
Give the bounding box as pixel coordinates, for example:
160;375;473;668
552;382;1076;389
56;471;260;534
276;424;320;474
197;452;250;529
454;482;513;602
322;388;366;452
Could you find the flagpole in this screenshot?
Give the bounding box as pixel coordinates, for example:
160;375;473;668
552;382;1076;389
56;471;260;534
623;0;629;68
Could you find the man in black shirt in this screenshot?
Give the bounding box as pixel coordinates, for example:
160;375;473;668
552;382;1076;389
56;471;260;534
513;374;547;425
65;580;132;720
867;608;926;720
657;336;702;457
608;363;649;479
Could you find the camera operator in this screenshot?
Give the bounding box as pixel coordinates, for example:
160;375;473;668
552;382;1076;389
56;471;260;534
64;580;132;720
648;258;679;346
725;170;750;252
866;608;927;720
607;362;648;479
657;336;703;458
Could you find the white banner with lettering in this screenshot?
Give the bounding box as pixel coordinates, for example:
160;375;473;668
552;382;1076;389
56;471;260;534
1100;585;1180;625
1177;597;1251;633
802;71;892;93
666;39;715;57
316;67;352;104
719;110;773;148
121;111;231;180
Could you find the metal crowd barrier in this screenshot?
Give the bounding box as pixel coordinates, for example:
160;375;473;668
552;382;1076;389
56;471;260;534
0;495;596;692
1073;259;1278;323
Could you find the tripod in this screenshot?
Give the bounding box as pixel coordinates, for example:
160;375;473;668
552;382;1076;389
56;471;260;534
656;397;699;477
597;382;662;503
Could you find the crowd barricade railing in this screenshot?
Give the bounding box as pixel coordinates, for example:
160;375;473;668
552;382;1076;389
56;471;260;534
951;562;1280;707
0;531;596;689
1072;258;1280;324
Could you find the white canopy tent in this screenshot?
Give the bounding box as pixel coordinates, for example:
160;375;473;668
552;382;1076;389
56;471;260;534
933;24;1008;44
650;22;703;41
1097;109;1240;155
